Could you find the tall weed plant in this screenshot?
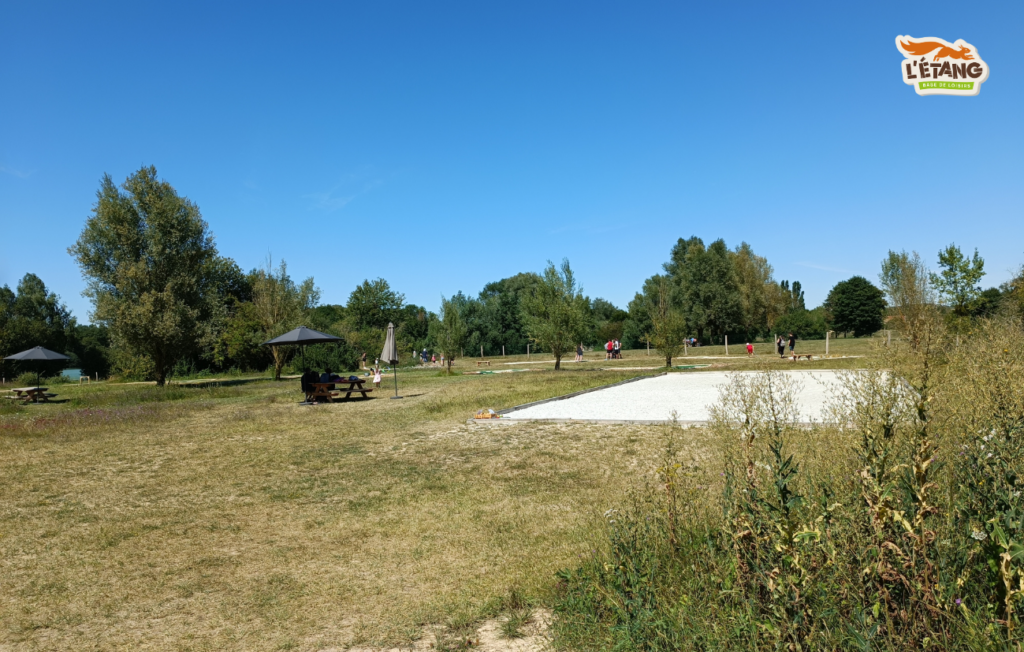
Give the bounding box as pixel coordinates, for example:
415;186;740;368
554;315;1024;650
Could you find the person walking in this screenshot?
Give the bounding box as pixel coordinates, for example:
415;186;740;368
575;343;583;362
373;366;382;388
788;332;797;356
776;335;785;358
360;352;367;370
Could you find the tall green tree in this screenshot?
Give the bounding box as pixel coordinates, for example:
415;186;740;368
623;292;653;350
432;295;467;375
252;259;320;380
879;250;935;350
731;242;786;339
824;276;886;337
643;275;688;367
346;279;405;331
591;298;628;343
930;244;986;318
681;239;743;343
522;259;590;370
69;166;225;386
0;274;77;378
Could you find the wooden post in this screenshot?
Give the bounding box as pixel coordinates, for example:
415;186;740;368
502;345;505;357
684;340;687;356
887;330;891;347
480;345;484;358
527;344;530;359
725;335;728;356
646;340;649;355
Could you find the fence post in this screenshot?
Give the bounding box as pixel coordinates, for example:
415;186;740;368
502;345;505;357
527;344;530;359
725;335;728;355
480;345;484;358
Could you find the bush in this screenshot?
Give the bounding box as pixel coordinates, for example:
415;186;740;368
554;315;1024;650
14;372;41;386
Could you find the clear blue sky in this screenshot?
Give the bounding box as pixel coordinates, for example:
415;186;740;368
2;1;1022;322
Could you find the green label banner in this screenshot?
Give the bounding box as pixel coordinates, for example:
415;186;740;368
918;81;975;90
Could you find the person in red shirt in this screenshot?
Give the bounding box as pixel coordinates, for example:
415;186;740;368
606;340;613;360
746;342;754;357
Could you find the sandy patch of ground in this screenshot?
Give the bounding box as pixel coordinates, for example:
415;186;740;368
343;609;551;651
502;370;845;423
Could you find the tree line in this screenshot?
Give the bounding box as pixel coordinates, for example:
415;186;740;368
2;166;1020;382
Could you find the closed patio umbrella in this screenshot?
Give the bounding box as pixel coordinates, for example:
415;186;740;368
380;322;402;399
262;326;342;374
4;346;71;386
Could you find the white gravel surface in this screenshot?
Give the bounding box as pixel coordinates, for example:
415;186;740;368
503;371;844;423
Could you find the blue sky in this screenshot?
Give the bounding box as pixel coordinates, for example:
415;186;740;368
2;0;1022;322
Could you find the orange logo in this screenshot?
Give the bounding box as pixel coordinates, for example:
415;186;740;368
896;35;989;96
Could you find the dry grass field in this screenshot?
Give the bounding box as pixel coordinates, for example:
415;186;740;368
0;339;880;651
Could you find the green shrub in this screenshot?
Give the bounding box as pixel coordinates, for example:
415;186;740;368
14;372;41;387
554;315;1024;650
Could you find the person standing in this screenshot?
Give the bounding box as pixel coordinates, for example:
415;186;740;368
575;343;583;362
360;352;367;370
613;339;621;359
373;366;382;388
788;333;796;356
746;342;754;357
776;335;785;358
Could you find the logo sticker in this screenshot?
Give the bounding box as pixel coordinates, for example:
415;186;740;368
896;35;989;96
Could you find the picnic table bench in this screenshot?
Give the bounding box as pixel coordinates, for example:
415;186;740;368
790;353;814;361
476;360;492;367
309;379;373;403
5;387;53;404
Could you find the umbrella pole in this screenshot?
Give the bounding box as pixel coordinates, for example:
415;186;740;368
390;360;402;399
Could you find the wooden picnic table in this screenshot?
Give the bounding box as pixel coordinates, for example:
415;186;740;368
476;360;492;366
7;387;51;404
309;379;373;403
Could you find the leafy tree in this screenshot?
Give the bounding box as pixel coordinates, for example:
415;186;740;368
213;300;272;372
522;259;590;370
432;295;467;374
623;292;653;350
780;280;806;312
972;288;1003;318
731;242;786;340
252;259;320;379
775;307;827;341
0;274;77;378
643;275;688;367
930;244;986;318
591;298;628;344
69;166;230;385
1000;267;1024;321
346;278;405;331
880;250;935;349
681;239;743;343
396;304;431;355
72;324;111;378
475;272;541;355
824;276;886;337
